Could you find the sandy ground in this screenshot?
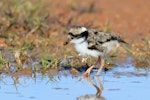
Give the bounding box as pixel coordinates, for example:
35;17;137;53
46;0;150;43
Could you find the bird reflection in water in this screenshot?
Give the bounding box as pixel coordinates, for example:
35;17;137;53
76;76;106;100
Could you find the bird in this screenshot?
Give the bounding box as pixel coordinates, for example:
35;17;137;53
64;26;127;76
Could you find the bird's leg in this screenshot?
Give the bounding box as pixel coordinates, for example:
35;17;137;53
84;76;104;96
96;76;104;96
84;76;100;95
84;65;95;77
96;58;105;76
84;58;99;77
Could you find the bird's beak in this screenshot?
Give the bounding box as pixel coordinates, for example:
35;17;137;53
64;38;71;45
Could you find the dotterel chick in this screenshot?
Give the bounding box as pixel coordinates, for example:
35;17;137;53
64;26;127;76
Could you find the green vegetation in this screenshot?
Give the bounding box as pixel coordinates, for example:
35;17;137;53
40;54;58;69
0;54;5;71
0;0;54;74
0;0;149;76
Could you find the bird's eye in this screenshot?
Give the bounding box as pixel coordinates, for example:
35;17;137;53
71;37;73;39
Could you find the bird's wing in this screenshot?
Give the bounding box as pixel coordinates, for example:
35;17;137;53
87;30;126;52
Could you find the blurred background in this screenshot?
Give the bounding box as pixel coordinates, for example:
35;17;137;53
0;0;150;100
0;0;150;68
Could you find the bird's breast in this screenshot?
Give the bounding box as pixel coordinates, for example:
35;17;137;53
74;41;102;58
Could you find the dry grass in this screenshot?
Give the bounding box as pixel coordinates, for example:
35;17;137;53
0;0;150;75
131;38;150;69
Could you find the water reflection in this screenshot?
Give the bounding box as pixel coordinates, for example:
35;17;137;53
85;76;104;96
76;95;105;100
1;64;150;100
76;76;106;100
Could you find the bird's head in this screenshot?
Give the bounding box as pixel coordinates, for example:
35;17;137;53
64;26;88;45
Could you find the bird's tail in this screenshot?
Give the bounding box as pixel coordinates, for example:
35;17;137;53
118;39;128;44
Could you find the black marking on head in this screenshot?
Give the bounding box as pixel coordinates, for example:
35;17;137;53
68;32;75;36
68;30;89;39
81;31;89;39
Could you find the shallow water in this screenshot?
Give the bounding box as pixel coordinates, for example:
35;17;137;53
0;58;150;100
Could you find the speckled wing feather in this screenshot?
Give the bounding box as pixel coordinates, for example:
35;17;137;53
87;29;126;52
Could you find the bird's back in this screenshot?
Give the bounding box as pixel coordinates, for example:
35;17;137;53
86;30;126;55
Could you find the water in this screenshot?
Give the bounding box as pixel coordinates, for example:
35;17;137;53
0;60;150;100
